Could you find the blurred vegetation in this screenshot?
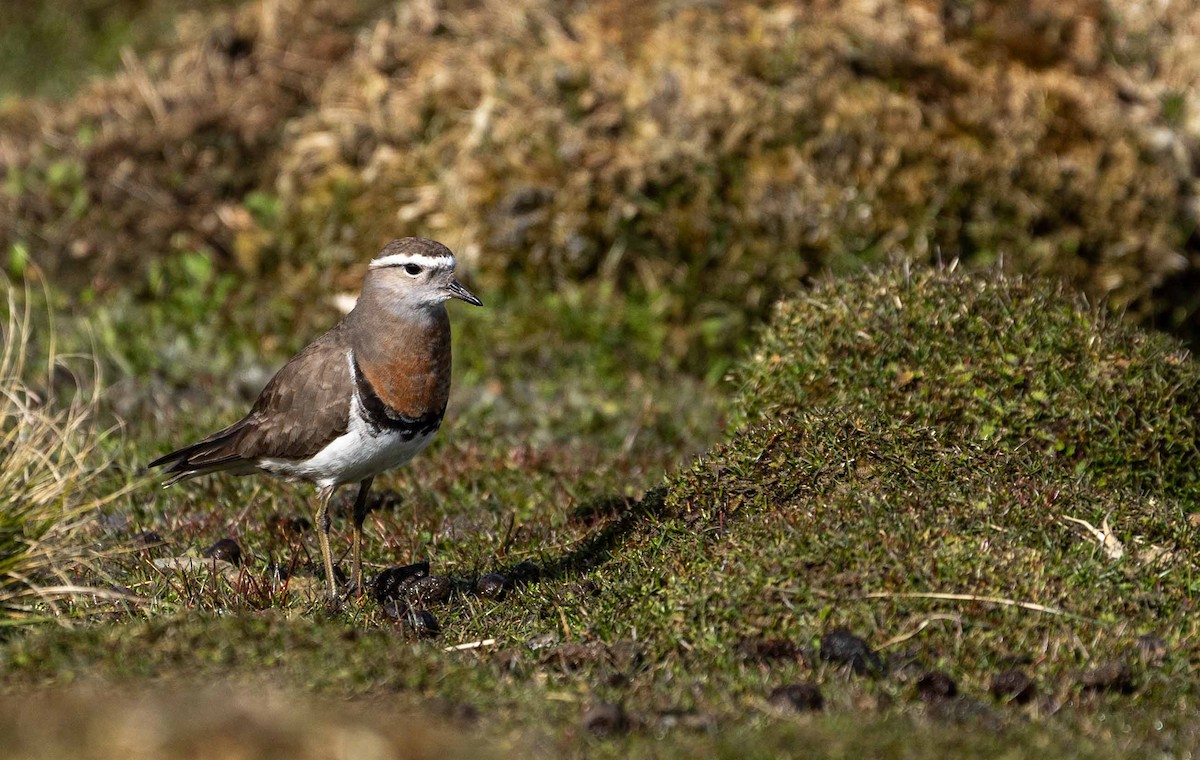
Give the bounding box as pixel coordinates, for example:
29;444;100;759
2;0;1200;380
0;0;242;99
0;687;481;760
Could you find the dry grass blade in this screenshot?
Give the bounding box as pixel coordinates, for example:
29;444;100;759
0;282;129;623
861;591;1093;623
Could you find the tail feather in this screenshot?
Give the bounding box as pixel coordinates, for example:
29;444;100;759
149;421;252;485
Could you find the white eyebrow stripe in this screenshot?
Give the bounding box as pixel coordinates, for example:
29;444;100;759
369;253;456;270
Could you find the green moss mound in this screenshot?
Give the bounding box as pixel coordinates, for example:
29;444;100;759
729;267;1200;502
662;267;1200;696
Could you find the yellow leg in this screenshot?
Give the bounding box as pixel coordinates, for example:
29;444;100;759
314;484;338;602
351;476;374;598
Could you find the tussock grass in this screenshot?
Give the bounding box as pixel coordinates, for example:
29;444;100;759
0;287;126;623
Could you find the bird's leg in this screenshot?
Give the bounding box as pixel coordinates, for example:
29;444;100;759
351;475;374;599
315;484;338;602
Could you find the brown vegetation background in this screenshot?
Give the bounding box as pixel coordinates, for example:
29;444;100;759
2;0;1199;357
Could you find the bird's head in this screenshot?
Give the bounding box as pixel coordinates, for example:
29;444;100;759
362;238;483;312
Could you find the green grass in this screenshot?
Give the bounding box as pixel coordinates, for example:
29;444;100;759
3;266;1200;757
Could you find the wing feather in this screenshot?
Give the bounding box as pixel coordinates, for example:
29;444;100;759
149;323;354;482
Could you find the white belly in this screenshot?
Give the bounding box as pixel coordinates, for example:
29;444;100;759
258;396;437;487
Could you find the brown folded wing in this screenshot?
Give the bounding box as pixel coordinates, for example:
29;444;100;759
150;323;353;481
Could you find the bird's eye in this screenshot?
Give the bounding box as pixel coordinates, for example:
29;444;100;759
403;263;422;276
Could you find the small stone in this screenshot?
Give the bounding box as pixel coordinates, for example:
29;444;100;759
475;573;509;600
819;627;883;676
1135;634;1167;666
202;537;242;566
400;609;440;638
768;682;824;712
582;702;628;736
539;640;642;672
916;670;958;702
885;649;924;680
372;561;430;603
1080;661;1136;694
990;669;1035;704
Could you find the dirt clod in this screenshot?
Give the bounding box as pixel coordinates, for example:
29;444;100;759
372;562;430;603
1080;661;1136;694
509;561;541;583
542;642;609;671
916;671;958;702
990;669;1036;704
407;575;452;606
582;702;629;737
768;683;824;712
927;697;1004;730
526;633;558;650
819;627;883;676
202;538;242;566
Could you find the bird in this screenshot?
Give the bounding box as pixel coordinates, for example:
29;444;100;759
149;237;482;602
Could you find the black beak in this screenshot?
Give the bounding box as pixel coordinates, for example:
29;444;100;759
445;278;483;307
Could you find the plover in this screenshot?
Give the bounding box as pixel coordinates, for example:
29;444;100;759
150;237;482;602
